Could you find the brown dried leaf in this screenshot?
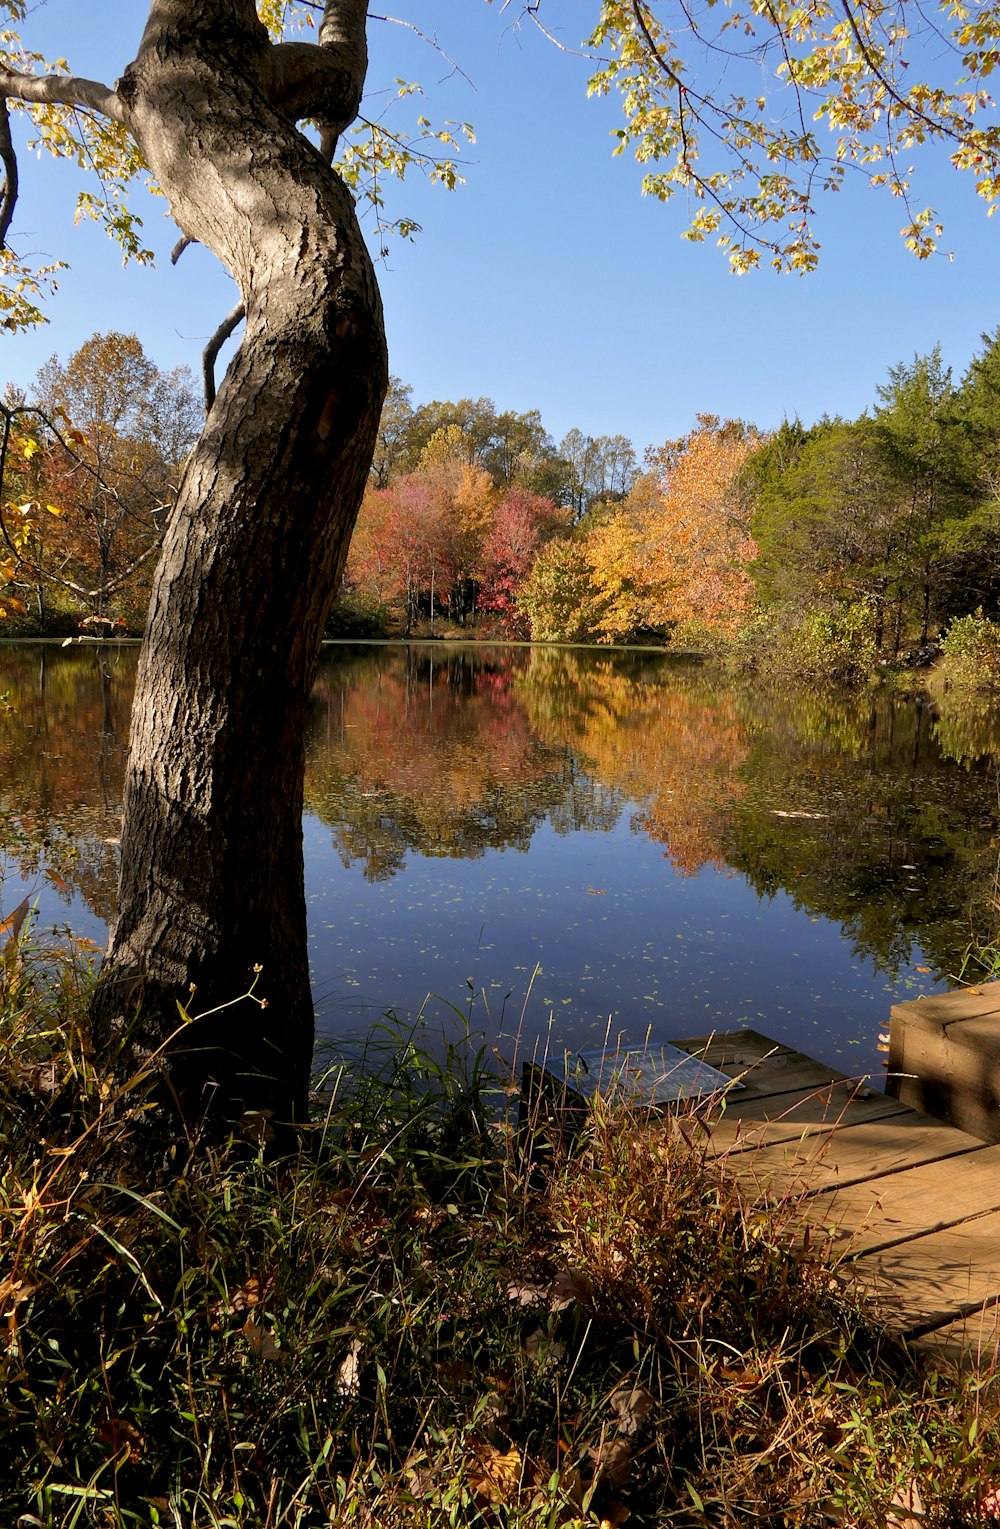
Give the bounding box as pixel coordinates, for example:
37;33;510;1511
551;1266;596;1311
230;1275;263;1312
0;1278;36;1315
0;896;29;945
468;1441;523;1505
587;1436;632;1490
887;1478;925;1529
334;1335;364;1396
242;1317;283;1362
608;1383;655;1435
98;1417;144;1463
506;1278;549;1307
524;1327;567;1366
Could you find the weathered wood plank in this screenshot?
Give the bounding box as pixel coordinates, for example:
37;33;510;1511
889;982;1000;1141
890;981;1000;1034
672;1029;795;1066
674;1027;879;1101
726;1115;985;1196
910;1306;1000;1373
704;1080;908;1155
792;1144;1000;1256
847;1209;1000;1333
544;1026;1000;1371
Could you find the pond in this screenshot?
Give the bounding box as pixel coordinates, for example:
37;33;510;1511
2;639;997;1083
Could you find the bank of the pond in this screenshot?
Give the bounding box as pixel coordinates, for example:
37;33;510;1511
1;949;998;1528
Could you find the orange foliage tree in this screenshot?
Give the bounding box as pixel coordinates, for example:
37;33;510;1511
641;417;761;635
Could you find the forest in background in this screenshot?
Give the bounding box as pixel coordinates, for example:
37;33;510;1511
4;328;1000;685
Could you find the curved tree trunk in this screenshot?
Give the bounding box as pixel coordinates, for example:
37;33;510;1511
91;2;387;1126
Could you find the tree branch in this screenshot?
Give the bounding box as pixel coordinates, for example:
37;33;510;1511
0;68;124;121
203;303;246;411
0;98;17;246
265;0;368;135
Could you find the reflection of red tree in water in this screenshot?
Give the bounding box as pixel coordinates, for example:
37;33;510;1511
306;650;577;873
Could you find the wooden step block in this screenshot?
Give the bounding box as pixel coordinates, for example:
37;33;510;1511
889;981;1000;1143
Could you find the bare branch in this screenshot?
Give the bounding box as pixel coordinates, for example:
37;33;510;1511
0;68;123;121
367;15;478;91
203;304;246;411
35;540;164;604
171;235;195;264
0;98;17;247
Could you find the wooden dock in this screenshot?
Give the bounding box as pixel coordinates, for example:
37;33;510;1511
670;1024;1000;1372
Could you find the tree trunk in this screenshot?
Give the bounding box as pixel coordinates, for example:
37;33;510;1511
90;2;388;1126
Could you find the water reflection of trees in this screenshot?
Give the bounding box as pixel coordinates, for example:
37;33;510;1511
517;648;750;876
0;644;130;918
730;688;999;976
306;646;1000;979
2;641;1000;984
305;645;616;880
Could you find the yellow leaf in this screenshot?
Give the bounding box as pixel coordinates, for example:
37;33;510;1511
19;437;39;459
468;1442;523;1504
44;503;65;517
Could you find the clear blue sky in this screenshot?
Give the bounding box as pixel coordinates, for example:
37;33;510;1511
4;1;999;455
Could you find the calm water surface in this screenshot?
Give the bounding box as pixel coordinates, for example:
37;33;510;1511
3;640;998;1081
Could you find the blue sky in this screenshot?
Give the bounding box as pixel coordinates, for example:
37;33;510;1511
4;1;999;454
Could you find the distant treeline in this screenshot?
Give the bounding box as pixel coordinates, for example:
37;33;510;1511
342;334;1000;682
6;331;1000;685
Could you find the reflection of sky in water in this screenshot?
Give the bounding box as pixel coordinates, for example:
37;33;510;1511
305;809;944;1082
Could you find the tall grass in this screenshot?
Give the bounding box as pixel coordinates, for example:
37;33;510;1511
1;926;997;1526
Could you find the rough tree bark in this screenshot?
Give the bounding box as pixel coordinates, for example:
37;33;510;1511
5;1;388;1124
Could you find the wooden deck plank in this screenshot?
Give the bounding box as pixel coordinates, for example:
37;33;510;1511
791;1144;1000;1256
891;982;1000;1033
674;1029;880;1101
672;1029;795;1066
536;1023;1000;1371
911;1306;1000;1372
703;1080;908;1155
726;1115;985;1196
709;1054;859;1099
848;1209;1000;1333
